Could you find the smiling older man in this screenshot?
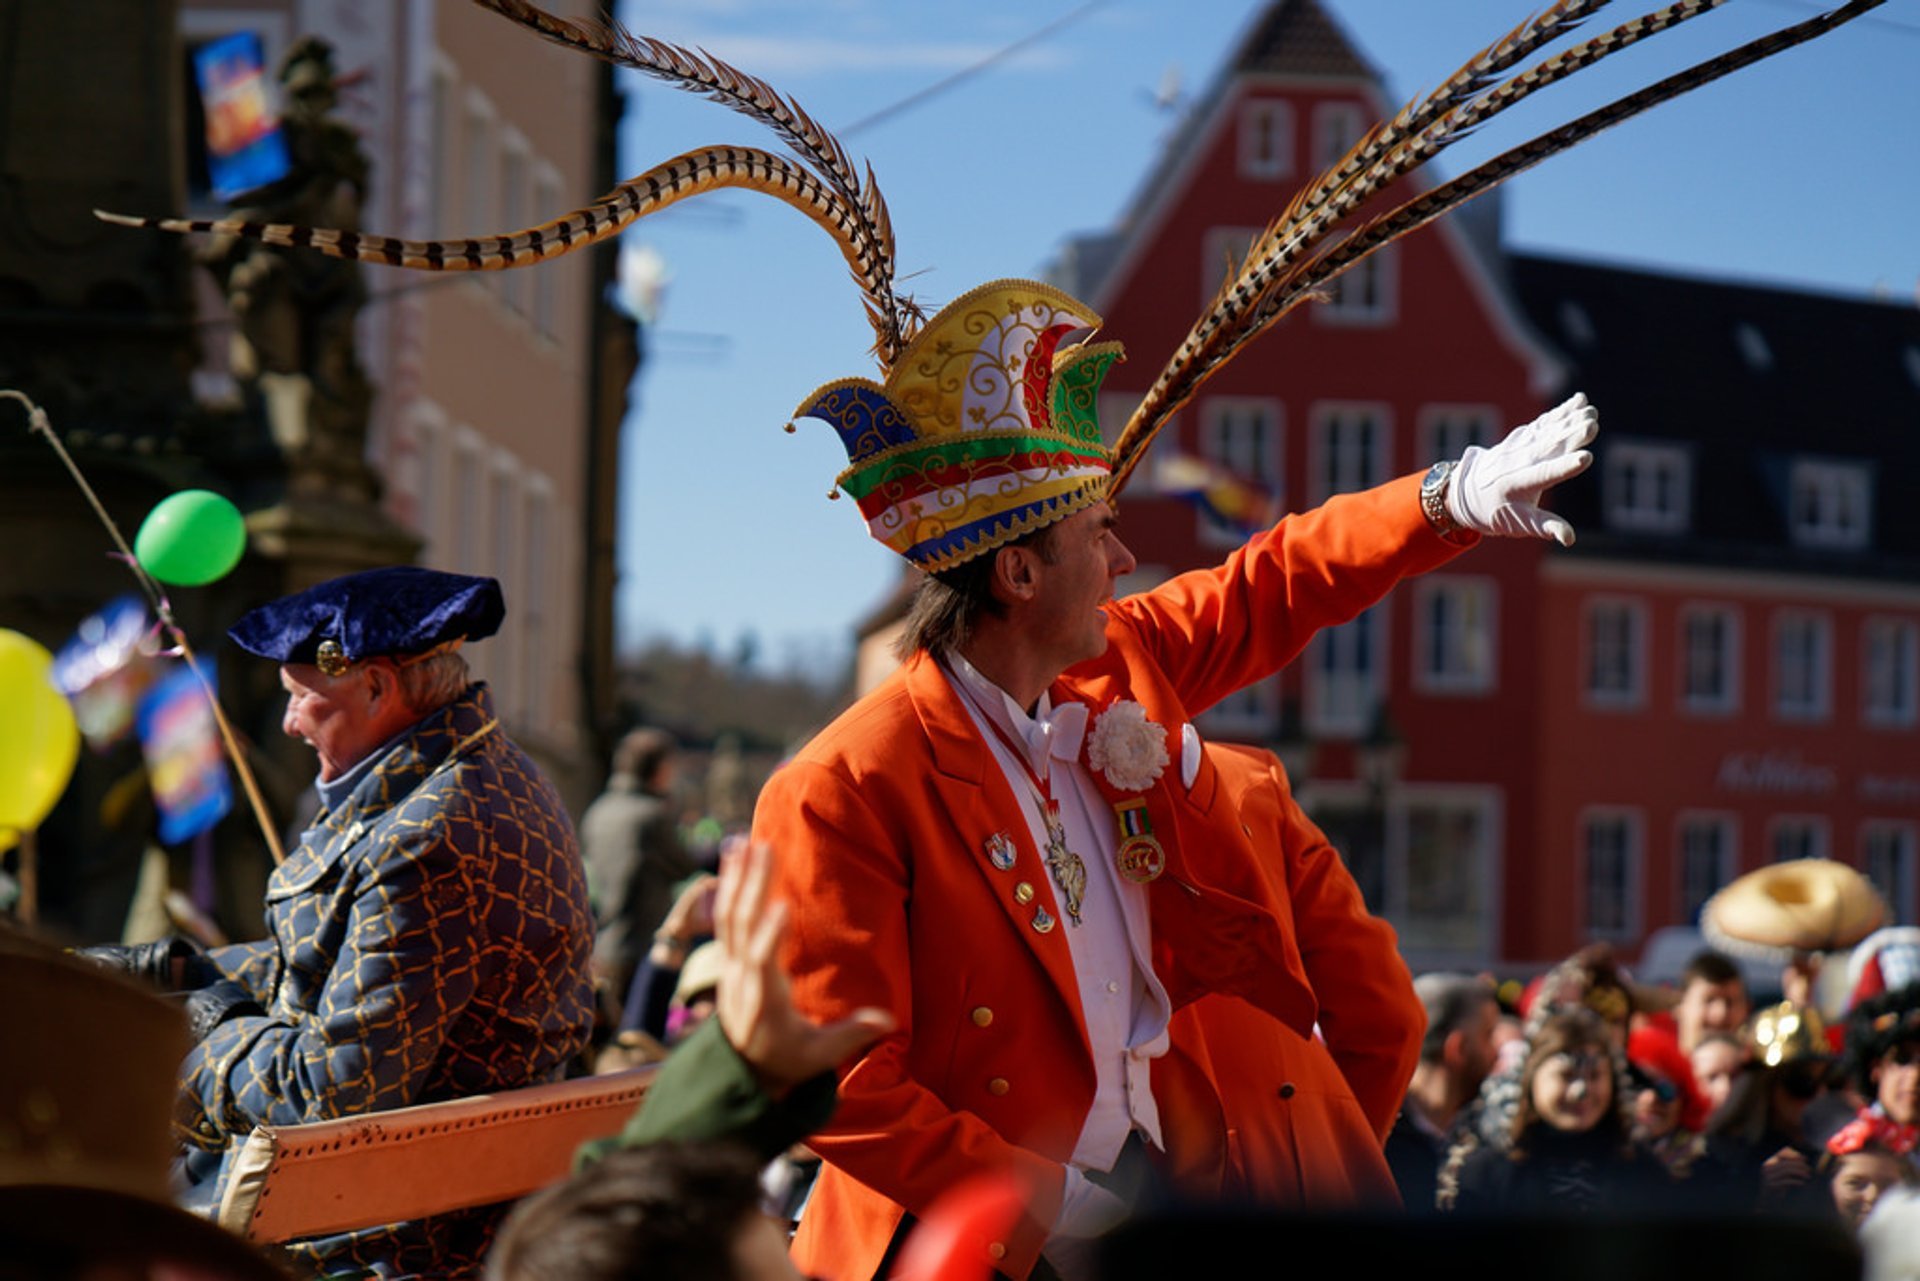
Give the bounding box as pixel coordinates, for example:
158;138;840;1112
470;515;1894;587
85;566;594;1278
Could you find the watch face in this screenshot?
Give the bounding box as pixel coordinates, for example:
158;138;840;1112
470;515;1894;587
1423;461;1449;491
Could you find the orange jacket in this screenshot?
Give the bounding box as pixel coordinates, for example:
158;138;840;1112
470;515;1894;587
757;475;1464;1280
1173;742;1422;1209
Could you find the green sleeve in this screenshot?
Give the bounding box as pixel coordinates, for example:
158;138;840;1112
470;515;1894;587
574;1017;838;1169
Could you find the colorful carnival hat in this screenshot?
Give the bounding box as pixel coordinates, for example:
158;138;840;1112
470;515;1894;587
794;279;1122;570
98;0;1891;564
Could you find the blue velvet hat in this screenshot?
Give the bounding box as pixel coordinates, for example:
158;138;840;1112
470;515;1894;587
229;567;503;675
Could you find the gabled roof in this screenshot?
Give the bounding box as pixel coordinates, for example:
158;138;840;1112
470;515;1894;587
1231;0;1375;79
1509;255;1920;574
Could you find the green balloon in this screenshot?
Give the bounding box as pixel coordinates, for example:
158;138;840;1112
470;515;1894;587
134;489;248;586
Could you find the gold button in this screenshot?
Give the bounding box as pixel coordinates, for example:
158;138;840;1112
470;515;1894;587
1014;881;1035;905
988;1077;1010;1096
988;1243;1007;1261
972;1006;994;1027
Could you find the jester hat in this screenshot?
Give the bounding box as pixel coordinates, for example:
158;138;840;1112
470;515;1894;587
794;279;1122;572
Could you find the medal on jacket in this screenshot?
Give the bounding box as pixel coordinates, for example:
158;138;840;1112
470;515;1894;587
1113;798;1165;884
1041;800;1086;926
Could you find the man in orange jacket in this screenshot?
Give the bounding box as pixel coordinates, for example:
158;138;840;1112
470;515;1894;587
760;280;1596;1280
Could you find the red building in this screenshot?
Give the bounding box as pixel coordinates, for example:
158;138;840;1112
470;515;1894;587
1053;0;1920;969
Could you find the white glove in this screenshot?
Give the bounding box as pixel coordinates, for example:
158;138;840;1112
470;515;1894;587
1446;392;1598;546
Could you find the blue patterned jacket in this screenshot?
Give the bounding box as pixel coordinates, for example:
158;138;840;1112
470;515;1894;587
181;683;594;1278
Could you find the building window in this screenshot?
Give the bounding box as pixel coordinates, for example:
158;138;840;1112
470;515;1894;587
1199;227;1260;309
1773;610;1832;722
1677;814;1735;921
1584;597;1645;710
532;164;562;338
1583;810;1641;940
1238;100;1294;180
498;131;530;314
1788;458;1871;550
462;91;494;230
404;403;448;554
1863;617;1918;727
1769;817;1828;863
1307;604;1386;737
1605;442;1690;534
1312;101;1365;172
1200;676;1278;737
1679;604;1741;715
1318;240;1395;326
1415;577;1496;695
427;59;456;233
1195;398;1282;547
1310;402;1391;502
521;478;554;735
1396;791;1498;961
1864;824;1917;926
1419;405;1497;466
451;427;485;575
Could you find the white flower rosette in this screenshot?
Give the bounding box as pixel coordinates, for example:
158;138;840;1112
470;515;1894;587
1085;700;1169;792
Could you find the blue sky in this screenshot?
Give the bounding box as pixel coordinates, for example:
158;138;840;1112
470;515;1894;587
605;0;1919;678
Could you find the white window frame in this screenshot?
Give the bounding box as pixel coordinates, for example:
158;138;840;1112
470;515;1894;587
1675;812;1737;922
531;161;563;339
1199;227;1260;310
1581;808;1643;942
1772;609;1832;722
1312;101;1366;173
520;474;555;736
1788;458;1871;550
1413;575;1497;696
1238;99;1294;181
450;425;486;576
497;127;532;314
402;401;449;554
1864;823;1918;927
1199;675;1280;737
1678;602;1741;716
1863;616;1919;728
1306;602;1388;738
1768;815;1829;864
1315;239;1396;327
426;55;457;234
1417;404;1498;467
1308;401;1392;503
1604;441;1691;534
1389;785;1502;967
1194;397;1283;548
1583;596;1646;711
461;89;495;238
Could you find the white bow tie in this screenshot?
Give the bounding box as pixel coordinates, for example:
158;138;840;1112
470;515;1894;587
1029;699;1089;770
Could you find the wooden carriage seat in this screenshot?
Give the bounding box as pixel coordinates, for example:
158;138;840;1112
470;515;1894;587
213;1065;657;1243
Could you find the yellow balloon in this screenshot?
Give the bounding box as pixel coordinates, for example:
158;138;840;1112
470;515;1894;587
0;629;81;839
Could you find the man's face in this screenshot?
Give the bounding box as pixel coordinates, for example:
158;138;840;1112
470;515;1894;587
1021;501;1137;673
1873;1039;1920;1125
1457;998;1500;1096
1690;1038;1745;1115
1676;977;1749;1051
280;662;380;782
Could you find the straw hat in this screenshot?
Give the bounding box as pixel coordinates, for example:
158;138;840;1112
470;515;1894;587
1701;859;1888;958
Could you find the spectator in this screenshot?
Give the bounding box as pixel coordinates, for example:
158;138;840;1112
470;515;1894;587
1843;983;1920;1168
1386;973;1498;1211
1445;1008;1671;1215
581;727;697;998
1693;1002;1837;1215
1821;1112;1919;1231
1676;950;1752;1056
1693;1031;1750;1119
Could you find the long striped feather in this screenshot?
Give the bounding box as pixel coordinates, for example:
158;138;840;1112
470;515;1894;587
1107;0;1875;494
468;0;910;359
96;147;900;350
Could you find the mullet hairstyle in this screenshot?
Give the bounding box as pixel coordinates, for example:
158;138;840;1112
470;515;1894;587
895;520;1062;660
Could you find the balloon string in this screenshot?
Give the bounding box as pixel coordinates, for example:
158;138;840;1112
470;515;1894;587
3;389;287;866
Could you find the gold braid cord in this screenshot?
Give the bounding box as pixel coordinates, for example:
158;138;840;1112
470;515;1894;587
98;145;891;322
1104;0;1883;495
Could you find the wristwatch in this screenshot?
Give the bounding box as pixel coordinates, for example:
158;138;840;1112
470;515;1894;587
1420;460;1471;544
